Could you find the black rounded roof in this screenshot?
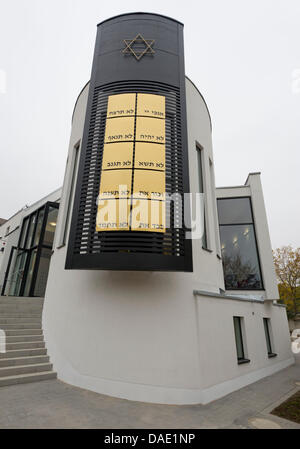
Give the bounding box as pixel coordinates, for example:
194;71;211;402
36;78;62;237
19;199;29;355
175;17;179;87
97;12;183;27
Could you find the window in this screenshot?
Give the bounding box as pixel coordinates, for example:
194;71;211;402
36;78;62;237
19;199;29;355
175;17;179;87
43;206;58;247
217;197;263;290
58;143;80;248
196;145;208;249
3;202;59;297
218;198;253;224
233;316;250;364
33;208;45;246
34;248;52;297
19;217;29;248
25;213;37;249
209;159;220;255
263;318;276;358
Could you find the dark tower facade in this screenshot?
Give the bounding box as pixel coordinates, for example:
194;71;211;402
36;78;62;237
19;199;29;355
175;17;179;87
66;13;192;271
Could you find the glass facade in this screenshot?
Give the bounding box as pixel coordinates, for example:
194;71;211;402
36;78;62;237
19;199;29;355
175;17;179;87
19;217;29;249
217;197;263;290
6;250;28;296
34;248;52;297
43;206;58;246
25;213;37;249
33;208;45;247
2;201;59;297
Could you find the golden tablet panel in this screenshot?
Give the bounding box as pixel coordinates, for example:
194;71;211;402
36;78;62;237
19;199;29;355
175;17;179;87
104;117;135;143
131;199;165;233
102;142;133;170
134;142;165;171
96;199;130;231
137;93;165;119
135;117;165;144
99;169;132;199
133;170;165;200
106;93;136;118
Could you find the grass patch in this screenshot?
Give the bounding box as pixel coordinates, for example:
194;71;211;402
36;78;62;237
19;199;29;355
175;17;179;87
271;390;300;425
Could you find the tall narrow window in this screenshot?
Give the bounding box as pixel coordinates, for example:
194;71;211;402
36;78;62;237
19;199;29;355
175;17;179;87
58;143;80;248
196;146;207;249
233;316;249;364
209;159;220;255
263;318;276;357
217;197;263;290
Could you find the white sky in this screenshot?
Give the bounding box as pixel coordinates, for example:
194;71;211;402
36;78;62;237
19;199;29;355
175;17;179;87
0;0;299;249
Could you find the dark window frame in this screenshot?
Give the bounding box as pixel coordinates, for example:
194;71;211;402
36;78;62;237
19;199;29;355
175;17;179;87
2;201;59;297
263;317;277;358
217;196;253;225
196;144;208;250
58;142;80;248
233;316;250;364
218;196;264;291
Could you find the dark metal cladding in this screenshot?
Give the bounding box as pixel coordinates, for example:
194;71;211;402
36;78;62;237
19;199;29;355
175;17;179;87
66;13;193;271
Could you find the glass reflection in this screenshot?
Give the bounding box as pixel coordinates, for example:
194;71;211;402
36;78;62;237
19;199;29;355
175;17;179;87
220;224;262;289
33;208;45;247
43;207;58;247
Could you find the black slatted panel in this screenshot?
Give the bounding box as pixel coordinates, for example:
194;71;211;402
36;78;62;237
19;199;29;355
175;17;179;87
74;81;185;257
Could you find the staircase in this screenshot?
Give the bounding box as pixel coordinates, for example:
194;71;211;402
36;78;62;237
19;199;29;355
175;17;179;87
0;296;56;387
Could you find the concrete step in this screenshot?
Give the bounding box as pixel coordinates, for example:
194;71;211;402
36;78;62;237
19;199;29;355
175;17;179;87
0;297;44;305
0;355;50;367
6;335;44;343
0;348;47;359
0;306;43;313
0;323;42;330
0;363;52;378
0;313;42;318
3;329;43;336
0;371;56;387
5;341;45;351
0;317;42;324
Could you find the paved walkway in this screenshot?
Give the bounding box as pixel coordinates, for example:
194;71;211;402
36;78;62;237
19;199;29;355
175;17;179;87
0;355;299;429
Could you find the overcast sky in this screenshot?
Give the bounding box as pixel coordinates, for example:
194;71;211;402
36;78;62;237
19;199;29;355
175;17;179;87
0;0;299;249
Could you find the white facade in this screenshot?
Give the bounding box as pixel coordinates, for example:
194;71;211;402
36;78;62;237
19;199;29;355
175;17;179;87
39;78;293;405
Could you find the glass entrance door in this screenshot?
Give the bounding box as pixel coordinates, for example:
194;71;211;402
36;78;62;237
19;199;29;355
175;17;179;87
2;248;29;296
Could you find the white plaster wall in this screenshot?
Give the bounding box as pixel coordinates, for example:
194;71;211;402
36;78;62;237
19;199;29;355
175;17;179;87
246;174;279;299
185;79;224;292
194;295;293;403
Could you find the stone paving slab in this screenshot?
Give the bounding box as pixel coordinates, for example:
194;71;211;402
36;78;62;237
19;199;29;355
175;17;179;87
0;355;299;429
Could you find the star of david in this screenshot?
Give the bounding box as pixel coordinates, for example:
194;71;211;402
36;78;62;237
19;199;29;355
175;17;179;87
122;34;155;60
